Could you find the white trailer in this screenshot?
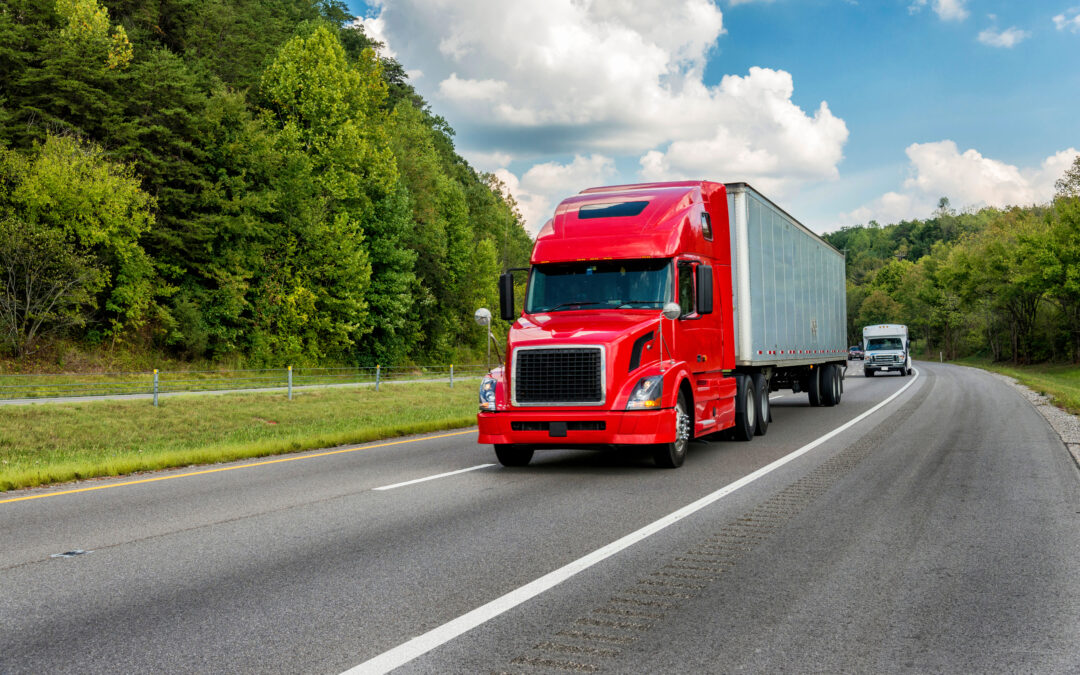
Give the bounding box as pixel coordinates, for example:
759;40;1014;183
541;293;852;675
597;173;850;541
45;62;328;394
726;183;848;404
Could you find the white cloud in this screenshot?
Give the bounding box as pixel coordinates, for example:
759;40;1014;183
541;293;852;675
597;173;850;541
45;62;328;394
977;26;1030;47
637;68;848;198
496;155;618;236
356;15;395;58
839;142;1080;225
438;74;508;102
909;0;969;21
1053;9;1080;32
365;0;849;233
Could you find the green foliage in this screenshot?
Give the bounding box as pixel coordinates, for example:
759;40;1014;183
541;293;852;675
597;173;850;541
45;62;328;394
835;183;1079;363
0;217;104;357
0;1;532;368
0;135;156;340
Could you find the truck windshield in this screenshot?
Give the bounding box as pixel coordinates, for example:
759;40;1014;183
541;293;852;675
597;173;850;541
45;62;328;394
525;259;673;313
866;337;903;350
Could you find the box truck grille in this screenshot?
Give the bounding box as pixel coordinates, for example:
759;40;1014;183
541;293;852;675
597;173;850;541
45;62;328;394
870;354;899;364
512;347;605;406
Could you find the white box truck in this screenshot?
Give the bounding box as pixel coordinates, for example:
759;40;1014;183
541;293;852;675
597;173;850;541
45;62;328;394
862;324;911;376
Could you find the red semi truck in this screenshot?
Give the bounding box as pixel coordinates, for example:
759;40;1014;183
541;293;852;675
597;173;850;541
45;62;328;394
477;181;847;468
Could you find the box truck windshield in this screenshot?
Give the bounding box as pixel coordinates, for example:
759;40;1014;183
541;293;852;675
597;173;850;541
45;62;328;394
867;337;903;350
525;259;673;313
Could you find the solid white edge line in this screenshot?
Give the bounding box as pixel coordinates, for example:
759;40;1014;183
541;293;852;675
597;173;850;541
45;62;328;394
345;369;921;674
372;464;496;491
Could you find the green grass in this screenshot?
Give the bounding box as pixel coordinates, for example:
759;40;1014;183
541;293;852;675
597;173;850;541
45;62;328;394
953;358;1080;415
0;383;479;492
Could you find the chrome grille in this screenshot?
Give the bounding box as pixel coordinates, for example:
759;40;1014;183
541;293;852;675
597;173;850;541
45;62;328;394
512;346;605;406
870;353;899;364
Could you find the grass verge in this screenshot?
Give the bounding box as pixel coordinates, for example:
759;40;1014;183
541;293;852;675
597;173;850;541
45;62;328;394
953;358;1080;415
0;382;478;492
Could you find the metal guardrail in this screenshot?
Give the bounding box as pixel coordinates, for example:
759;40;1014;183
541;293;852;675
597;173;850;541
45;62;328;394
0;365;493;404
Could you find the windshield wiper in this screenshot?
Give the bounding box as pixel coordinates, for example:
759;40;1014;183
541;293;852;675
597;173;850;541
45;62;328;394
617;300;664;308
537;301;605;312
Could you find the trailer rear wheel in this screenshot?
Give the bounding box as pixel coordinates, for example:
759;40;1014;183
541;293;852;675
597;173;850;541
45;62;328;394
822;364;840;407
654;391;691;468
731;374;756;441
807;367;823;407
752;372;769;436
494;444;534;467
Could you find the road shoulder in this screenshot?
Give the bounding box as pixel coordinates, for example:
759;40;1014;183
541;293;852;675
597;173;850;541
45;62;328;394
990;372;1080;468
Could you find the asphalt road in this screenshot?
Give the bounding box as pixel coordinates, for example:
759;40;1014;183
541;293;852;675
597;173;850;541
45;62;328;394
1;362;1078;674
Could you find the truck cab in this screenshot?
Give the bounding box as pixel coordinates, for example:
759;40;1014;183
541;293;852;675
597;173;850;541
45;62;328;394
478;182;734;468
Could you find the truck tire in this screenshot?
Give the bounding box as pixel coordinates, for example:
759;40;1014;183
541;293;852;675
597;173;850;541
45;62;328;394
654;390;691;468
807;367;823;407
494;444;534;467
731;374;756;441
864;368;873;378
752;372;769;436
822;364;840;407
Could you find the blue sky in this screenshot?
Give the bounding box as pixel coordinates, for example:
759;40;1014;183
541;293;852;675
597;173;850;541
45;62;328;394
348;1;1079;234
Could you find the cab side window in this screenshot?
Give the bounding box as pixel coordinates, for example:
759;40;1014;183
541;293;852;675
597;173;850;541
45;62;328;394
678;261;696;318
701;212;713;241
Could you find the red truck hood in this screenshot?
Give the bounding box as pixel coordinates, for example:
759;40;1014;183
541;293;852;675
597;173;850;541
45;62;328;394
509;310;659;347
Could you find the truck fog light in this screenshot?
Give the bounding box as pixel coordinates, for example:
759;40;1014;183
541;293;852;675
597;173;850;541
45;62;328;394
626;375;663;410
479;375;497;411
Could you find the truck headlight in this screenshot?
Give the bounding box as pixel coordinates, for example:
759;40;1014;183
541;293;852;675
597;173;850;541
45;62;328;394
626;375;663;410
479;375;497;411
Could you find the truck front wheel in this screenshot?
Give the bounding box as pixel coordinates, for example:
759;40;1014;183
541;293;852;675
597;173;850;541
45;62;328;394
494;444;534;467
654;391;691;468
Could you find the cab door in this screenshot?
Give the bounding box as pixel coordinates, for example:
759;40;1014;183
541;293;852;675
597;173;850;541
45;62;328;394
674;260;728;433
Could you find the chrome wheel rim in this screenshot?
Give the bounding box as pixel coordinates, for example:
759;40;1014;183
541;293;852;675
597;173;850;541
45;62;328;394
760;385;769;422
674;398;690;457
745;386;755;429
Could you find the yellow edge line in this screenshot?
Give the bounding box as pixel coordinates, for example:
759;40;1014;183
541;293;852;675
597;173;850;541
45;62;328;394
0;429;477;505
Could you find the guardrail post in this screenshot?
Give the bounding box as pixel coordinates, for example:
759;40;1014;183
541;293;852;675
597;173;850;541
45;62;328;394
287;365;293;400
450;364;454;388
153;369;159;407
375;364;381;392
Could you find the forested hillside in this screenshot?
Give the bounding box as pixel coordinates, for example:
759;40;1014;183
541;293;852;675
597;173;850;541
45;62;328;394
0;0;533;368
823;165;1080;364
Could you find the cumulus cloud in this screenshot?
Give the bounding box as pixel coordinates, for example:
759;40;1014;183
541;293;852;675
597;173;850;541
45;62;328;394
839;142;1080;225
495;155;618;236
977;26;1030;48
1053;9;1080;32
363;0;849;233
909;0;969;21
638;68;848;196
356;15;395;58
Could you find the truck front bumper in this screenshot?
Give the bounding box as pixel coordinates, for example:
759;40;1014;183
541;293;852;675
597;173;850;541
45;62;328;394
477;408;676;446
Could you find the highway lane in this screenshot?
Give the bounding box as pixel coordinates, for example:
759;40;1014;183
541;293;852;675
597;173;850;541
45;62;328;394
1;362;1078;673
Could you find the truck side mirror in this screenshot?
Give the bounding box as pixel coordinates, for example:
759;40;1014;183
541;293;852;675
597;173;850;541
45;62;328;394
499;273;516;321
696;265;713;314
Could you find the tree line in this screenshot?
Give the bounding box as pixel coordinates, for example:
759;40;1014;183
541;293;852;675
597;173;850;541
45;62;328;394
0;0;533;366
823;162;1080;364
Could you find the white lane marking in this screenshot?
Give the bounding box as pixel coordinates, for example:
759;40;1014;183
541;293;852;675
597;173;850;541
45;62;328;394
372;464;496;491
345;370;920;674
